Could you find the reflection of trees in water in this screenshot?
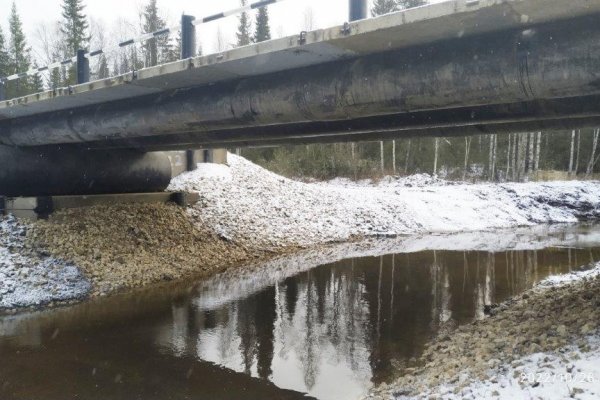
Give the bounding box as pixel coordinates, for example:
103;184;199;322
154;246;600;392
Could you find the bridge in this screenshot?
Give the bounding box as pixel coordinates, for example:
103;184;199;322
0;0;599;197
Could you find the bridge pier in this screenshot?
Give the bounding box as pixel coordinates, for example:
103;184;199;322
0;145;172;197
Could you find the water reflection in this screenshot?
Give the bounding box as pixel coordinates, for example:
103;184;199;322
155;247;600;399
2;227;600;400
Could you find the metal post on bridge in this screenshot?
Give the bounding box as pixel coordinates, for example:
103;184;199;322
349;0;367;22
76;49;90;84
0;80;5;101
181;14;199;171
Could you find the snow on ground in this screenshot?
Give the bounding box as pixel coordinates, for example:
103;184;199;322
415;336;600;400
169;154;600;249
0;216;90;310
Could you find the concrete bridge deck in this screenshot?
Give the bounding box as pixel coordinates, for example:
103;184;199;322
1;0;600;150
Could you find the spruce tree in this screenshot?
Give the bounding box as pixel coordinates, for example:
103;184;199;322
236;0;252;46
30;63;45;93
371;0;398;16
0;25;9;82
97;54;109;79
60;0;89;85
60;0;89;55
7;2;32;98
397;0;428;9
141;0;169;67
254;7;271;43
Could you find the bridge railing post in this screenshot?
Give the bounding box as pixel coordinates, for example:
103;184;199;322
76;49;90;84
349;0;367;21
0;80;5;101
181;14;199;171
181;15;197;60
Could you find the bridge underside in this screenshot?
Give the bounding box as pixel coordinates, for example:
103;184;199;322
1;0;600;196
1;1;600;151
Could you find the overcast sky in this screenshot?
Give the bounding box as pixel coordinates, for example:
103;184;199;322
0;0;444;64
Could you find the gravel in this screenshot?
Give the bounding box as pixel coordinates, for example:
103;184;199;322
369;265;600;400
0;215;90;310
26;203;256;297
169;154;600;250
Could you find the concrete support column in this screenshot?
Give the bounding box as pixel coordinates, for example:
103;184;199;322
0;146;172;197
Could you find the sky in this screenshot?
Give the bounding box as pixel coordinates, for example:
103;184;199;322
0;0;446;69
0;0;361;59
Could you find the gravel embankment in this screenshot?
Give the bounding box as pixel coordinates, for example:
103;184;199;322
25;203;257;297
369;267;600;400
169;154;600;250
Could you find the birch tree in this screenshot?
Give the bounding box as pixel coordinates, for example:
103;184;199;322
534;132;542;172
587;129;600;176
405;139;411;173
568;130;575;176
392;140;396;174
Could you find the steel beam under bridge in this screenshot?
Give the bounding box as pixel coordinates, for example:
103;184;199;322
1;0;600;150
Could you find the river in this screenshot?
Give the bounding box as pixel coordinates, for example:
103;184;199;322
2;224;600;400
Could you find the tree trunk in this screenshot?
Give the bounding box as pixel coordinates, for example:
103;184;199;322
488;135;494;181
351;143;355;159
569;130;575;176
392;140;396;174
380;141;385;174
506;133;511;181
405;139;411;174
574;130;581;176
534;131;541;172
587;129;600;176
433;138;439;176
463;137;471;181
492;134;497;181
527;132;534;176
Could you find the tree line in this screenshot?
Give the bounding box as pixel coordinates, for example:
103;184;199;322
0;0;274;98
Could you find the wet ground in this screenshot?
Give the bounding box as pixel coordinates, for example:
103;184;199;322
2;225;600;400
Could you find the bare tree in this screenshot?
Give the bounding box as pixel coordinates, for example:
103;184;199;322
433;138;439;175
380;141;385;173
405;139;411;173
463;137;472;181
574;130;580;176
392;140;396;174
587;128;600;176
303;6;315;31
534;131;542;172
505;133;511;180
569;130;576;176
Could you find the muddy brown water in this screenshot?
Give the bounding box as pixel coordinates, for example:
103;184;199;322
2;225;600;400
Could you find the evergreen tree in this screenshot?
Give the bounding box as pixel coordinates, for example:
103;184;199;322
371;0;398;16
7;1;32;98
236;0;252;46
97;54;109;79
60;0;89;85
0;25;9;88
254;7;271;43
30;63;45;93
141;0;169;67
397;0;428;9
60;0;89;55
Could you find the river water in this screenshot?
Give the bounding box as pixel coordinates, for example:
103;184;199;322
2;225;600;400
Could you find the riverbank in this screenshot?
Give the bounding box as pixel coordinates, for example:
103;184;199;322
2;154;600;311
369;265;600;400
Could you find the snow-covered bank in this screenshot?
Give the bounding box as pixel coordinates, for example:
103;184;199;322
169;154;600;249
370;264;600;400
0;216;90;310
